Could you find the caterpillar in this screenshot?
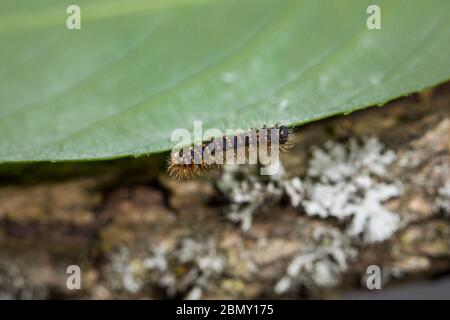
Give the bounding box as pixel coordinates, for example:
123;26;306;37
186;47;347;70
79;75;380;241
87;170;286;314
168;125;293;179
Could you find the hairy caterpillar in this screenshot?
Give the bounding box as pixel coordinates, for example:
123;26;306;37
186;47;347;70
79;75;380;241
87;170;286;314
168;125;293;179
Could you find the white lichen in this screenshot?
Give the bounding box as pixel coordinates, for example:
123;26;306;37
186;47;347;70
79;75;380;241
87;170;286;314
303;137;401;243
110;246;143;294
108;239;226;299
436;181;450;214
217;137;401;243
274;227;357;294
0;262;41;299
307;138;396;182
110;238;226;299
217;163;304;231
143;245;168;272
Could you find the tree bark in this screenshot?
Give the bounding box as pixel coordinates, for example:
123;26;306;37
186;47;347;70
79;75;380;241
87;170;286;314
0;83;449;299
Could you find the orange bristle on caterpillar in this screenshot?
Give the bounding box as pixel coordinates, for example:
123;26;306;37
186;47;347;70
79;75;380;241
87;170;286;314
168;125;293;179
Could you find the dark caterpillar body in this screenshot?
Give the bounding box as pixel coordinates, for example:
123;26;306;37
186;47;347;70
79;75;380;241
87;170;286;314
168;125;292;179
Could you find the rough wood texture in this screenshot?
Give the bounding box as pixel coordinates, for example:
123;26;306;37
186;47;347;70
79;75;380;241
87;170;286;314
0;83;449;299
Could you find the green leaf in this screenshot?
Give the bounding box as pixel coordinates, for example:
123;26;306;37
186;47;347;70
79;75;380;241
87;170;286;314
1;0;449;163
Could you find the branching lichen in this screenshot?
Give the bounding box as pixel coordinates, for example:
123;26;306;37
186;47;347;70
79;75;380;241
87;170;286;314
436;181;450;214
0;261;46;299
217;137;402;243
217;164;304;231
110;246;144;294
274;227;357;295
109;238;226;299
303;138;401;242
